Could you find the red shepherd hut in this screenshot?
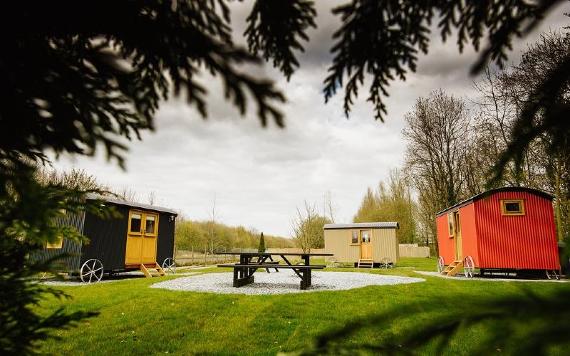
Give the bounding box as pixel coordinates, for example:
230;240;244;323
436;187;560;279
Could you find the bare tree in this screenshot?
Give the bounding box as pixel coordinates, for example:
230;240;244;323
322;191;336;223
292;201;331;253
147;191;156;206
403;90;472;251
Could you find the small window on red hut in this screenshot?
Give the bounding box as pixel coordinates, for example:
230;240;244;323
447;213;455;238
501;200;525;216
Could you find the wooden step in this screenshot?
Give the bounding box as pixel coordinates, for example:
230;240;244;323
140;263;166;278
357;259;374;268
441;260;463;276
445;261;464;277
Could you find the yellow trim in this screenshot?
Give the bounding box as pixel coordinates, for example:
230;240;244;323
501;199;525;216
128;210;143;235
46;235;63;249
143;213;159;237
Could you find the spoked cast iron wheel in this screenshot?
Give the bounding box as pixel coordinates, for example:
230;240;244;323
463;256;475;278
437;256;445;273
162;257;176;274
80;259;104;283
545;270;560;280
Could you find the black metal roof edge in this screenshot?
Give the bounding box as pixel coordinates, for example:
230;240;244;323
435;186;554;217
86;193;178;215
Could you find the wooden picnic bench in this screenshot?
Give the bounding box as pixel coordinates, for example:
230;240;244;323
217;252;333;290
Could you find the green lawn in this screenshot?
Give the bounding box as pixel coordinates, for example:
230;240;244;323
37;258;568;355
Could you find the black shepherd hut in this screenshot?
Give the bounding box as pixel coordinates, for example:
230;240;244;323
40;194;177;283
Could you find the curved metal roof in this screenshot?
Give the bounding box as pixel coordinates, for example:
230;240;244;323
436;186;553;216
86;193;178;215
324;222;399;229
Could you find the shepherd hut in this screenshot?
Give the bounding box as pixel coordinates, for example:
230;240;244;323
40;194;177;282
324;222;399;268
436;187;560;278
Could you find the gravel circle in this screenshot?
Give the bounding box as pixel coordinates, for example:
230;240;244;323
151;271;425;295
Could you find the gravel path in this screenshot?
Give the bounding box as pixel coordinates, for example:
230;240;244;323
151;271;425;295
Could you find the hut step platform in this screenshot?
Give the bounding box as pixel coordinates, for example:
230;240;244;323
442;260;463;276
139;263;166;278
357;259;374;268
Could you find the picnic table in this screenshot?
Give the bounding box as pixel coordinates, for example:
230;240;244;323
217;252;333;290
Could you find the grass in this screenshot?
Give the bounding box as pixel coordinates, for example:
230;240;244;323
36;258;568;355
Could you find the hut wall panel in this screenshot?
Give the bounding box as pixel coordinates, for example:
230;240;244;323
324;229;361;262
475;191;559;270
81;206;129;271
33;211;85;273
371;228;399;263
459;204;479;266
156;213;176;265
436;214;455;265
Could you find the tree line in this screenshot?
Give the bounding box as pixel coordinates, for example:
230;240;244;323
175;218;294;253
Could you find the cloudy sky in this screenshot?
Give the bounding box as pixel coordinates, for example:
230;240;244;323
50;2;569;237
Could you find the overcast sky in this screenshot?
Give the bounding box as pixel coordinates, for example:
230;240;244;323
50;2;569;237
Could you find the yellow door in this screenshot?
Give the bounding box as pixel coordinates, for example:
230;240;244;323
125;211;143;265
141;213;159;264
125;210;159;266
360;230;372;259
453;211;462;260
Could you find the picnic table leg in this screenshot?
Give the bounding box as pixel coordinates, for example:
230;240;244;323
233;266;239;287
300;269;308;290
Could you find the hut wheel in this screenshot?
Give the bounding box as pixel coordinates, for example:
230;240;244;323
545;270;560;280
80;259;104;283
437;256;445;273
162;258;176;274
463;256;475;278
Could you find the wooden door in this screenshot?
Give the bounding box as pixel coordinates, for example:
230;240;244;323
141;213;159;264
453;211;462;260
360;230;372;259
125;210;159;266
125;211;144;265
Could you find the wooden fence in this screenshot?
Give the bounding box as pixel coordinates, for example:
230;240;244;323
399;244;430;258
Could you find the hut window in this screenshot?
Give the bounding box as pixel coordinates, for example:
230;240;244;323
129;212;142;233
46;235;63;249
361;230;371;243
501;200;525;215
145;215;158;235
351;230;359;244
447;213;455;237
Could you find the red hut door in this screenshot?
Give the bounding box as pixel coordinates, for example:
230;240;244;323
453;211;462;260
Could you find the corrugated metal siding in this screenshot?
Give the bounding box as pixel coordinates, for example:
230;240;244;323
324;229;360;262
459;203;479;266
436;214;455;265
475;191;559;269
372;228;399;262
32;211;85;273
81;206;129;270
156;212;176;265
324;227;398;263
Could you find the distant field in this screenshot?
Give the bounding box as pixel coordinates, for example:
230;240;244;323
37;258;567;355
